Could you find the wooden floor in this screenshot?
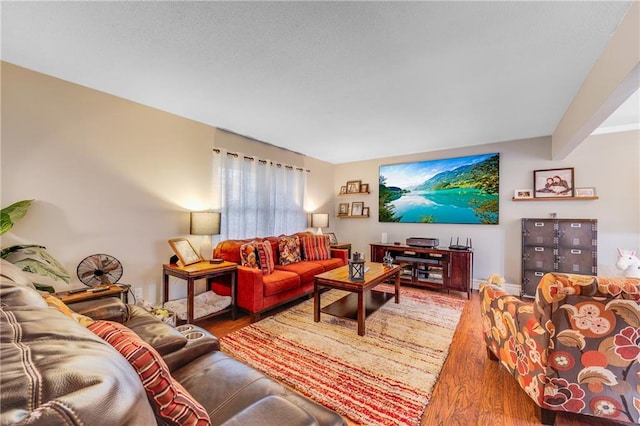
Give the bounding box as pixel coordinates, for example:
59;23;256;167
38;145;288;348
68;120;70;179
200;290;631;426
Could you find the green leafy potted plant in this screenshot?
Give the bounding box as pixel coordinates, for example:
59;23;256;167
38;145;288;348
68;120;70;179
1;199;33;235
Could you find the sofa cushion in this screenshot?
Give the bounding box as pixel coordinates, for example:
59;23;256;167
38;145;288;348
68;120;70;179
172;351;345;426
1;279;156;426
278;235;302;265
275;261;324;284
300;235;331;261
309;257;344;272
88;320;211;426
263;270;301;297
125;305;188;355
220;395;316;426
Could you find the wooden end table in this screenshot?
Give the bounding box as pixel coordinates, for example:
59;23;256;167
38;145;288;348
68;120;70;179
313;262;401;336
330;243;352;258
56;284;129;304
163;261;237;324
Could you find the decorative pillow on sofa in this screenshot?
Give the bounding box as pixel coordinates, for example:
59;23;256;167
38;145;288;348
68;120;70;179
301;235;331;261
255;241;275;275
1;245;71;291
240;242;261;269
278;235;302;265
42;293;95;327
240;241;274;275
88;320;211;426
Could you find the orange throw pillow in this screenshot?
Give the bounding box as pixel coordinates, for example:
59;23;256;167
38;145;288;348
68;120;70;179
41;293;95;326
301;235;331;261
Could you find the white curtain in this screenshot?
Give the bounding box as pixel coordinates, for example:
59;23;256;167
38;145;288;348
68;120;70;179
212;149;307;239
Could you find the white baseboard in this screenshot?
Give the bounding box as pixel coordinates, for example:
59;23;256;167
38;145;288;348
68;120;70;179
472;279;521;296
504;282;521;296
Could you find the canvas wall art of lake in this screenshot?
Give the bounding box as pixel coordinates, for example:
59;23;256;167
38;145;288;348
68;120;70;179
379;153;500;224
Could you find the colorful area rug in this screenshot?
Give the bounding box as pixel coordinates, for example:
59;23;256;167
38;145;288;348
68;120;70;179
221;285;466;425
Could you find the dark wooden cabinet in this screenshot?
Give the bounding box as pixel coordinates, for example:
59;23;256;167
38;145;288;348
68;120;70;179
521;218;597;298
370;243;473;299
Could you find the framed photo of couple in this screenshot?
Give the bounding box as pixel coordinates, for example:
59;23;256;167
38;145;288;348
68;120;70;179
534;168;574;198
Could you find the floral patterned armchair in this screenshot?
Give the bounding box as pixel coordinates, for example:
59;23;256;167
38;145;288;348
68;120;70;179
480;273;640;425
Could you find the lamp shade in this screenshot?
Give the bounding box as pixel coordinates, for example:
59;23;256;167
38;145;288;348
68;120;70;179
190;212;221;235
311;213;329;229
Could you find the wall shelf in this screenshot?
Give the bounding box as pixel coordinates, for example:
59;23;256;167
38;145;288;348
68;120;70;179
512;196;599;202
337;191;370;196
337;215;369;219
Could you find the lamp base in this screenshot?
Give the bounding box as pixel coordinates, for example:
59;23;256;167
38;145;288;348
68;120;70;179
197;235;214;263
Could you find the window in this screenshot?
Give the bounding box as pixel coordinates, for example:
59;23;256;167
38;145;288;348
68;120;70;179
213;149;307;239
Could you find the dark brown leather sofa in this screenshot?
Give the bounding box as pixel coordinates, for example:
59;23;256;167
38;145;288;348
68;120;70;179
0;278;345;425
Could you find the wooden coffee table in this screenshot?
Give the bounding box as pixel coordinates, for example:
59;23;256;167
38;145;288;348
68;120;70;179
313;262;401;336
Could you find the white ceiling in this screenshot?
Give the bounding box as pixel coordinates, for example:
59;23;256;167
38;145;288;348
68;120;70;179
1;1;637;164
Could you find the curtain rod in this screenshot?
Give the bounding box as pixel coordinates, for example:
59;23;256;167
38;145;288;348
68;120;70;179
213;148;310;172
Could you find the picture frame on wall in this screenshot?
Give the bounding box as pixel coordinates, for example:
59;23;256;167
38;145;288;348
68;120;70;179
362;207;370;216
361;183;369;193
168;238;202;266
575;187;596;197
351;202;364;216
346;180;361;193
339;186;347;194
533;168;574;198
338;203;349;215
514;189;533;199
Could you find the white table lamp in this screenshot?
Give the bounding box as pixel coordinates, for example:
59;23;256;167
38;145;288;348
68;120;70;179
311;213;329;235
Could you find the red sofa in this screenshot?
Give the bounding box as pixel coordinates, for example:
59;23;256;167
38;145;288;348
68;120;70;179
213;232;347;320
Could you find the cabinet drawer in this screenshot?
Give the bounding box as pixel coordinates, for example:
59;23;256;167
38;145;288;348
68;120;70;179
522;219;556;246
557;247;597;274
557;221;597;249
522;270;546;298
522;246;556;270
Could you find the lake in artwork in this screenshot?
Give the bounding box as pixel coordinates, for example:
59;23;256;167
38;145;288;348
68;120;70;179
379;153;500;224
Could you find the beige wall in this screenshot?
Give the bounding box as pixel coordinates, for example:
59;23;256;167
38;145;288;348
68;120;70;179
334;131;639;286
2;61;638;303
0;62;333;303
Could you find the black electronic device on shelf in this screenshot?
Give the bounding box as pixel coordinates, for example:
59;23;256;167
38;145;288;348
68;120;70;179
449;237;472;250
405;237;439;248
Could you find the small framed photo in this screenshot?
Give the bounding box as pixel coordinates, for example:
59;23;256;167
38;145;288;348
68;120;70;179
360;183;369;193
514;189;533;199
168;238;202;266
534;168;574;198
339;186;347;194
338;203;349;215
351;202;364;216
575;187;596;197
362;207;370;216
326;232;338;245
346;180;361;194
